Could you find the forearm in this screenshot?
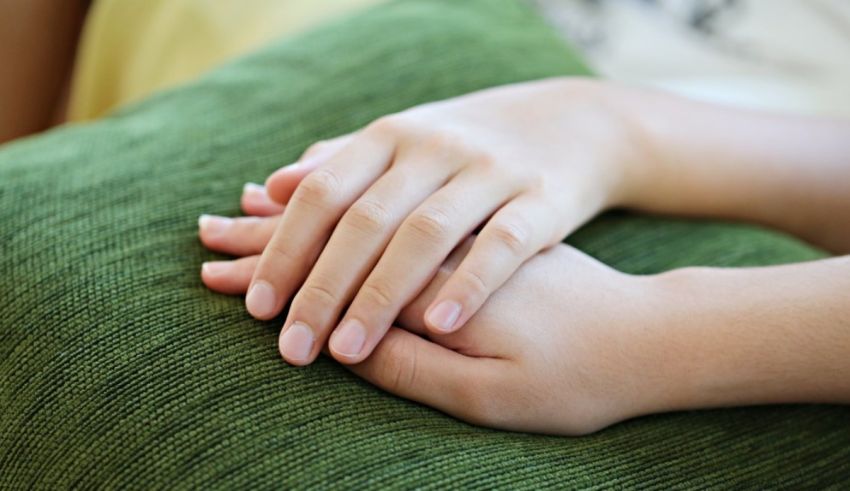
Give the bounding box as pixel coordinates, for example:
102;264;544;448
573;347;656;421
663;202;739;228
612;84;850;253
643;256;850;415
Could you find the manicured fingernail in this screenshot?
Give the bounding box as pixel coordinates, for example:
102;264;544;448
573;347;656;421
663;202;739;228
427;300;461;332
246;281;278;319
243;182;265;197
279;322;315;363
331;319;366;357
201;261;231;277
198;214;232;236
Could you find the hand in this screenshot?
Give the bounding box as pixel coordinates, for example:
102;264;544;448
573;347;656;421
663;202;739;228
201;208;664;435
350;238;675;435
233;77;645;366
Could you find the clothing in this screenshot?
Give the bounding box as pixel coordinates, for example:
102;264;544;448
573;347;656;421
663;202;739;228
67;0;379;121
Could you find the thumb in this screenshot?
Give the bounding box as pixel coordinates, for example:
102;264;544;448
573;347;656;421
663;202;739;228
346;326;499;421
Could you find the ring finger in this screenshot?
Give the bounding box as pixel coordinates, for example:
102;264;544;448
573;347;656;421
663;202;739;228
277;161;454;365
327;167;519;364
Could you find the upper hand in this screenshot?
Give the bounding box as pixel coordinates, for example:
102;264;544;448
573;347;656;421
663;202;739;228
206;77;645;366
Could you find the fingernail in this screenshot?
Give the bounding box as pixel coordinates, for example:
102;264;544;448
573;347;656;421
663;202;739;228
201;261;230;277
279;322;315;363
243;182;265;196
246;281;278;319
331;319;366;357
198;214;232;236
427;300;461;332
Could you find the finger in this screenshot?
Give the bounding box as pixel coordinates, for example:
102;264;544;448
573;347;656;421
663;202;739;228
397;236;475;335
246;130;395;320
199;214;279;256
265;134;353;204
201;256;259;295
241;183;285;216
344;326;503;422
425;194;558;333
329;168;517;364
278;163;452;365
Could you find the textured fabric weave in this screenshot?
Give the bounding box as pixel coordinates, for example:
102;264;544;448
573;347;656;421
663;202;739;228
1;0;848;488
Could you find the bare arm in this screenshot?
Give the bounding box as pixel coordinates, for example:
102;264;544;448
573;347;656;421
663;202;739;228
647;256;850;413
616;85;850;253
612;85;850;413
0;0;88;144
194;78;850;433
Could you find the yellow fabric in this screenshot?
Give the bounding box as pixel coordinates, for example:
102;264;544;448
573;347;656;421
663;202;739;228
67;0;380;121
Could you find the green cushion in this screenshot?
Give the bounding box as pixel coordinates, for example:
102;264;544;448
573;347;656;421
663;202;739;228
1;0;847;488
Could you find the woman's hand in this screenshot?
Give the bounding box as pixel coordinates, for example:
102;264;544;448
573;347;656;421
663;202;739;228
201;210;665;435
351;238;666;435
231;78;645;366
200;185;850;435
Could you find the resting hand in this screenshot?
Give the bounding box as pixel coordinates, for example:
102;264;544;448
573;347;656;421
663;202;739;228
207;78;645;366
201;205;657;435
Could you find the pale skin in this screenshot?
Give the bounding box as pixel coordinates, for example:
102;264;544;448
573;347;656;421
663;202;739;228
199;78;850;435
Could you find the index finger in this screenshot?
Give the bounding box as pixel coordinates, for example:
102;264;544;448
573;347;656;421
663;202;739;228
245;131;394;319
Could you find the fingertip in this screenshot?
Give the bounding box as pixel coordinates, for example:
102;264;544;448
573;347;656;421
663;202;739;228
424;299;462;334
241;182;284;216
329;319;369;365
243;182;265;195
245;280;281;320
201;261;236;294
265;165;302;204
198;214;231;247
278;321;317;366
200;261;215;287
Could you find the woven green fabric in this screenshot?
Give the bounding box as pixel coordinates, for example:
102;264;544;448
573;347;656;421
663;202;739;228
1;0;848;488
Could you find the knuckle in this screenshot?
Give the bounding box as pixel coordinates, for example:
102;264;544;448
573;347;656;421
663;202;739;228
360;281;395;309
268;240;297;263
524;173;547;192
294;168;341;208
456;268;489;299
301;140;329;160
384;335;421;394
487;219;530;255
367;114;408;137
407;206;451;241
346;198;391;234
297;282;339;308
469;150;497;172
420;130;462;154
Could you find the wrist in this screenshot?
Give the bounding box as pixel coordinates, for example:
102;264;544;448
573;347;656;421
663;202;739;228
607;271;703;419
638;268;731;413
546;77;654;210
637;265;846;413
614;267;774;418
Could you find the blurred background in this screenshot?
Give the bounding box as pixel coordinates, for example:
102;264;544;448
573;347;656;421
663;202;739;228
2;0;849;145
534;0;850;117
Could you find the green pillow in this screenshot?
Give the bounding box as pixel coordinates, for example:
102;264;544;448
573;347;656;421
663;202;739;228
1;0;847;488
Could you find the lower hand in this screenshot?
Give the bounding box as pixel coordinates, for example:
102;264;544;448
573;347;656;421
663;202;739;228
201;198;669;435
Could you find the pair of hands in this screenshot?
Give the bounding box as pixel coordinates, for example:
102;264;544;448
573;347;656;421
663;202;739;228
199;76;850;434
201;183;663;435
199;78;660;434
201;78;644;365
